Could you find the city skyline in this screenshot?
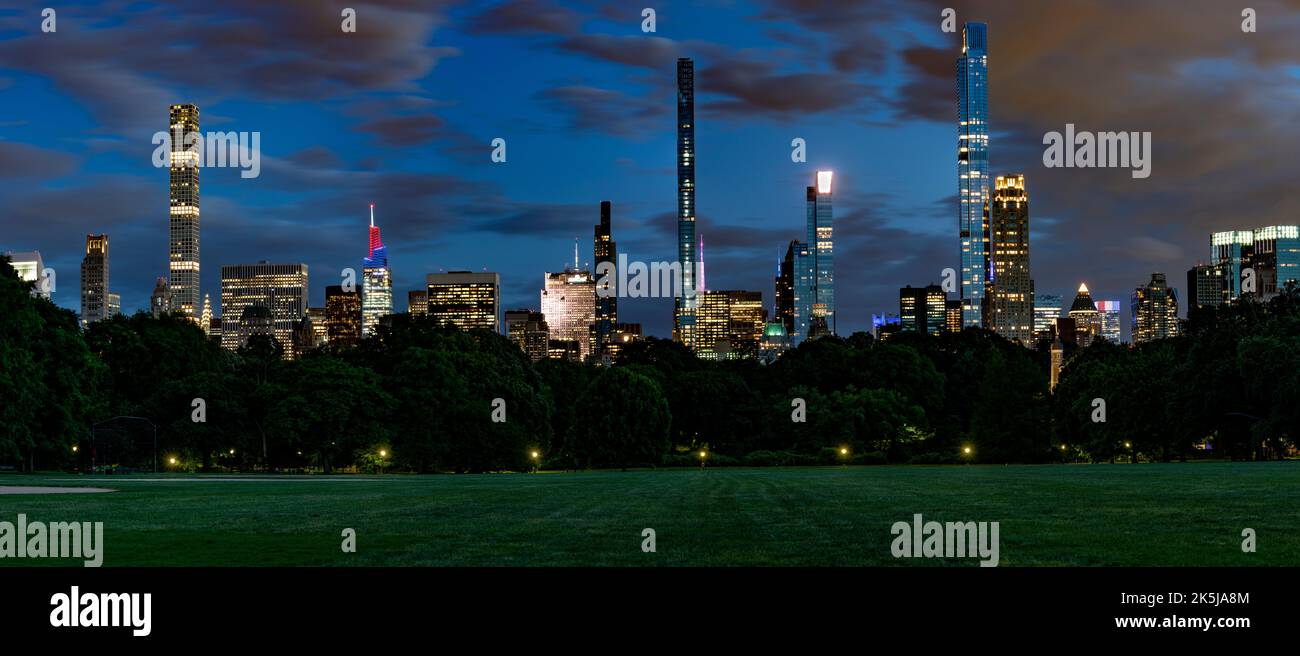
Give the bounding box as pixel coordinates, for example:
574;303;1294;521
7;2;1300;343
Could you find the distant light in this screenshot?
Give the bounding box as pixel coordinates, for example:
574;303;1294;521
699;450;707;459
840;448;848;455
229;449;235;455
1061;444;1067;450
1124;442;1131;448
72;445;79;452
963;446;972;455
817;170;834;194
379;450;387;457
531;451;539;459
168;457;177;465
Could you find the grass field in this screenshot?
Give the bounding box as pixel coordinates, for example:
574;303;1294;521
2;462;1298;566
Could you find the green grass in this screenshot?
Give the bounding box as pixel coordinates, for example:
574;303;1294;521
1;462;1297;566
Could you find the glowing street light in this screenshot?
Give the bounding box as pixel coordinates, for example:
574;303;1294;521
229;449;235;455
71;445;79;453
1124;441;1131;449
379;449;387;458
168;457;177;466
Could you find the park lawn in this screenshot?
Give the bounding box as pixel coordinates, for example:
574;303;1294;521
0;462;1296;567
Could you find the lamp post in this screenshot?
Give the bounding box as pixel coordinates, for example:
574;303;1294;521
961;445;973;464
698;450;707;471
530;450;540;473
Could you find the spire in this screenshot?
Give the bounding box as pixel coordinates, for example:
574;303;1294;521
369;203;375;227
574;238;579;271
698;234;706;293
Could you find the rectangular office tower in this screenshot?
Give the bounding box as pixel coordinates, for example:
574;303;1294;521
168;103;201;320
1132;273;1179;343
219;262;309;357
325;285;362;347
1210;226;1300;300
674;57;698;348
775;242;797;337
696;290;765;360
541;268;596;362
593;201;617;358
986;174;1033;344
80;234;110;327
1033;294;1062;341
1187;263;1230;310
806;171;835;335
427;271;500;332
958;23;990;327
899;285;947;336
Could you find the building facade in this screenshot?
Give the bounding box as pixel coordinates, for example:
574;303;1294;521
1187;263;1229;310
505;309;550;362
80;234;110;327
361;205;392;336
696;290;765;360
168;103;201;320
325;285;362;347
900;285;947;336
427;271;500;332
674;57;698;348
958;22;991;327
806;172;835;335
593;201;618;359
986;174;1033;344
219;262;309;356
1033;293;1063;341
1067;283;1101;347
1132;272;1179;344
541;268;596;362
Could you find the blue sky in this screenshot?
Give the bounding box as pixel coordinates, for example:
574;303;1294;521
4;0;1300;339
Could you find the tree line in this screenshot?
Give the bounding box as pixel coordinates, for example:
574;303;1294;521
1;258;1296;473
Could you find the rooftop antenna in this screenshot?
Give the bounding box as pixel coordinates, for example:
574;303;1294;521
574;238;579;271
369;203;375;227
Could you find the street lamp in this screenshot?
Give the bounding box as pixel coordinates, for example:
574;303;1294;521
961;445;973;463
530;450;540;473
699;450;707;470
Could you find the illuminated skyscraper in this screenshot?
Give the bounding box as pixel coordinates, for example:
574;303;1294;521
1095;300;1122;344
80;234;110;327
674;57;698;348
776;242;797;336
593;201;617;358
541;260;596;362
361;204;392;336
806;171;835;334
1187;263;1229;310
1132;273;1179;344
958;23;990;327
899;285;947;336
168;103;201;319
986;174;1033;344
219;262;309;357
427;271;500;332
325;285;362;347
505;309;549;362
791;240;813;345
1209;226;1300;301
1067;283;1101;347
4;251;50;298
407;290;428;317
696;290;765;360
1033;293;1063;341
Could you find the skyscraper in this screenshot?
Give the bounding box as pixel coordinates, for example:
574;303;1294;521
986;174;1033;344
1187;263;1229;310
168;103;201;320
504;309;549;362
541;265;596;362
219;262;309;357
325;285;362;347
899;285;947;336
361;204;392;336
776;242;797;336
426;271;500;332
791;240;813;345
958;23;990;327
1094;300;1122;344
1132;273;1179;344
80;234;110;327
5;251;50;298
1210;226;1300;300
407;290;428;317
1033;293;1063;341
1067;283;1101;347
593;200;617;358
696;290;765;360
806;171;835;334
674;57;698;348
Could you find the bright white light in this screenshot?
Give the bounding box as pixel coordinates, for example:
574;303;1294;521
817;170;833;195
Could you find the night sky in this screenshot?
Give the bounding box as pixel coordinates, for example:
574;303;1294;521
4;0;1300;341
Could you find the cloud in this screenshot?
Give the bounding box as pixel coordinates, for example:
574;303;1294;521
536;85;668;136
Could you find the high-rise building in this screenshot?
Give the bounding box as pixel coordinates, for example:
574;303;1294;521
1210;226;1300;301
790;240;813;345
361;205;392;336
872;313;901;339
1033;293;1063;341
427;271;500;332
986;174;1033;344
168;103;201;319
1095;300;1122;344
150;276;171;318
696;290;765;360
1049;339;1064;393
593;201;618;358
5;251;49;298
945;298;963;333
220;262;309;357
958;22;990;327
199;293;213;336
1187;263;1229;310
775;242;797;336
1132;273;1179;344
606;323;643;362
407;290;428;317
80;234;110;327
674;57;698;348
505;309;549;362
325;285;362;347
806;171;835;334
306;307;328;345
541;265;596;362
107;293;121;318
1067;283;1101;347
899;285;947;336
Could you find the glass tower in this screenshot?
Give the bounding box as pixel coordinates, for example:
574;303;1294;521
958;23;990;327
361;204;392;336
674;58;697;348
806;171;835;334
168;103;201;320
593;200;617;358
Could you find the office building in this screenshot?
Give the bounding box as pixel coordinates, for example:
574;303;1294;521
168;103;201;319
899;285;947;336
593;201;618;358
806;171;835;334
696;290;765;360
80;234;111;327
1187;263;1229;310
1067;283;1101;347
150;276;171;318
674;57;699;348
505;309;549;362
5;251;49;298
408;290;428;317
220;262;309;356
1033;293;1063;341
1095;300;1122;344
361;204;392;336
958;22;991;327
985;174;1033;344
541;266;596;361
1132;272;1179;344
325;285;362;347
427;271;500;332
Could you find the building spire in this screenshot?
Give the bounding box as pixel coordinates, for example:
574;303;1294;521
698;234;706;293
369;203;375;227
574;238;579;271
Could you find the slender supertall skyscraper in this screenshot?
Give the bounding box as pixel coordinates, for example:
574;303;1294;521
361;203;392;336
593;200;617;358
674;57;697;348
80;234;110;327
168;103;201;319
806;171;835;334
958;23;990;327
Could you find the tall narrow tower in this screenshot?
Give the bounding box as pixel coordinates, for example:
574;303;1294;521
168;103;201;319
987;174;1033;344
675;57;697;347
593;200;617;357
958;23;990;327
80;234;110;327
806;171;835;335
361;203;392;336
